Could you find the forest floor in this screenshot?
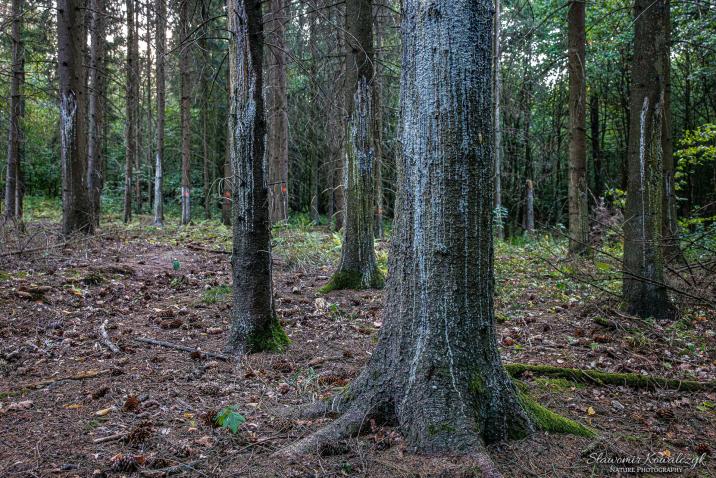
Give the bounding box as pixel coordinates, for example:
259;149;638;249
1;206;715;477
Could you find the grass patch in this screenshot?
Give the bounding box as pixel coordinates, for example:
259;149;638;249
202;284;232;304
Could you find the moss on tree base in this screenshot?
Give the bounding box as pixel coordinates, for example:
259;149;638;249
506;363;716;392
246;320;290;353
516;384;596;438
319;268;384;293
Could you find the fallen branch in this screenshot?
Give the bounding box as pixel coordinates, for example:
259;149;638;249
592;316;618;329
1;369;109;395
134;337;230;361
99;320;121;354
506;363;716;392
93;432;128;444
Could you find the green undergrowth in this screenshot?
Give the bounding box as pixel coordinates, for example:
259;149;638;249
246;320;291;353
202;284;232;304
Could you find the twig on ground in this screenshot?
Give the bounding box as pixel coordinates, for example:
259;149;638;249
92;432;128;444
99;319;121;354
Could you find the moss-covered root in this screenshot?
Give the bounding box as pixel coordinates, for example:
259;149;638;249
506;363;716;392
246;320;290;353
319;268;384;293
515;383;596;438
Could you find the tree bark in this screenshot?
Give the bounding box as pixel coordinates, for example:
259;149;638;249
567;0;588;255
281;1;533;458
590;93;603;200
4;0;24;221
372;2;385;239
622;0;675;320
266;0;289;223
123;0;138;224
324;0;381;291
201;1;211;220
87;0;105;228
153;0;166;226
180;0;192;225
525;179;535;233
144;3;153;219
58;0;93;235
493;0;504;240
226;0;286;355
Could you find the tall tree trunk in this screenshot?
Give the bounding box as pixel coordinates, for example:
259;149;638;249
58;0;93;234
590;93;603;199
266;0;289;223
567;0;588;255
623;0;675;320
659;2;681;262
201;1;211;220
87;0;105;228
123;0;138;223
372;2;384;239
153;0;166;226
308;6;320;224
323;0;381;291
493;0;504;239
133;6;142;214
144;4;153;219
5;0;24;221
180;0;192;225
226;0;287;355
333;6;346;231
281;1;534;459
525;179;535;233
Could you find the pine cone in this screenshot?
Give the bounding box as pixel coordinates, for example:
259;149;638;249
110;453;144;472
125;421;153;444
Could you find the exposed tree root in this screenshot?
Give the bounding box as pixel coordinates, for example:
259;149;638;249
274;405;371;458
2;369;109;395
506;363;716;392
272;398;344;420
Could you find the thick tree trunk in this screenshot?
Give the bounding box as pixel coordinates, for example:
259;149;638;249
623;0;675;320
590;94;603;199
266;0;289;223
567;0;588;255
58;0;93;235
123;0;138;224
493;0;504;240
323;0;381;291
153;0;166;226
5;0;24;221
226;0;287;355
87;0;105;228
282;0;533;459
180;0;192;225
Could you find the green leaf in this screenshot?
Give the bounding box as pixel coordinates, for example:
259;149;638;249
172;259;181;271
215;405;246;434
595;262;611;272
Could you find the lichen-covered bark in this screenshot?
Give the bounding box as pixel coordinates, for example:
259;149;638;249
226;0;287;355
58;0;93;235
153;0;166;227
284;0;533;457
567;0;589;255
623;0;675;320
325;0;381;291
493;0;504;240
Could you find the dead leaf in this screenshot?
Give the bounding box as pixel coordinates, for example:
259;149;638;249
587;406;596;416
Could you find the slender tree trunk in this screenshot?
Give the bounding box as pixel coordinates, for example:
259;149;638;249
659;2;681;262
133;6;142;214
525;179;535;233
152;0;166;226
5;0;24;221
567;0;588;255
266;0;289;223
87;0;105;228
180;0;192;225
623;0;675;320
333;7;346;231
58;0;93;234
281;1;533;459
201;2;211;220
226;0;287;355
308;7;320;224
372;3;384;239
144;4;153;219
590;94;603;199
323;0;381;291
493;0;504;239
123;0;138;223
